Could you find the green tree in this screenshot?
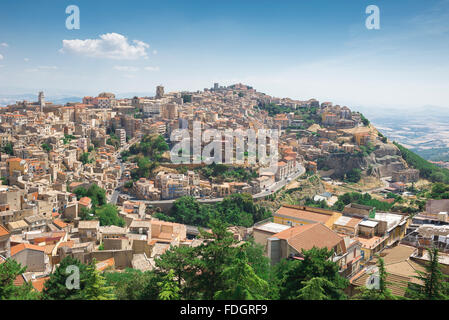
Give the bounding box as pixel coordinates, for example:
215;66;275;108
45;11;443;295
74;184;107;207
170;196;211;227
43;256;88;300
395;142;449;184
214;193;271;227
105;269;145;300
297;277;336;300
41;143;51;153
0;259;40;300
43;257;114;300
279;247;348;300
156;245;197;291
346;168;362;183
2;142;14;156
189;220;239;299
95;204;125;227
158;270;181;300
78;261;115;300
354;257;397;300
214;247;269;300
80;152;92;165
406;248;449;300
105;269;162;300
79;207;95;221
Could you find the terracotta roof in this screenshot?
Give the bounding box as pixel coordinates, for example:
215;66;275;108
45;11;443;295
334;216;362;229
274;223;344;253
58;240;75;249
275;205;336;224
95;257;115;271
53;219;68;229
79;197;92;206
351;269;412;297
44;244;56;255
10;243;45;256
13;274;26;286
0;224;10;237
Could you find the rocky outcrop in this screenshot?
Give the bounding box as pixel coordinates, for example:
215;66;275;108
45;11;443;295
319;142;407;179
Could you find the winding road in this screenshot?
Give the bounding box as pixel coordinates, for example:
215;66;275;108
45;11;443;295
108;140;306;206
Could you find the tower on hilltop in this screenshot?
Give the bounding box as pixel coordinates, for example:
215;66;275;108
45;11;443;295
156;85;164;99
38;91;45;112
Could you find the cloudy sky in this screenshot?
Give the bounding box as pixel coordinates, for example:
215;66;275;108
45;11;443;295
0;0;449;110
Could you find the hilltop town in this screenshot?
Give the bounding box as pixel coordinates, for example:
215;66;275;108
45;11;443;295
0;83;448;299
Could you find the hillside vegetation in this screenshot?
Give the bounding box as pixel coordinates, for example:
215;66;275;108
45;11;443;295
394;142;449;184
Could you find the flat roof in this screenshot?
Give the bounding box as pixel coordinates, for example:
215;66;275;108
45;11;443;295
254;222;291;234
334;216;362;228
275;205;336;224
359;220;378;228
374;212;403;229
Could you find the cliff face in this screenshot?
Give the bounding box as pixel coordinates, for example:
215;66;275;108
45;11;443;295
370;143;408;177
320;142;407;179
319;153;365;179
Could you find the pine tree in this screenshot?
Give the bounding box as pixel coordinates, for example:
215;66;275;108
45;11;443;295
193;219;239;299
79;260;115;300
279;247;349;300
158;270;181;300
0;259;39;300
43;256;115;300
354;257;398;300
297;277;335;300
214;247;269;300
407;248;449;300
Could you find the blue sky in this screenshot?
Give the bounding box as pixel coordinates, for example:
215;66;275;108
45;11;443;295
0;0;448;110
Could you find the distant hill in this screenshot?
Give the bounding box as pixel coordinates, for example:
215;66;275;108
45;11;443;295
394;142;449;184
0;93;83;106
411;147;449;162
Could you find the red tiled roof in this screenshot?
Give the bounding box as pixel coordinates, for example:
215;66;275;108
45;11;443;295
274;223;344;253
0;224;10;237
10;243;45;256
31;277;50;292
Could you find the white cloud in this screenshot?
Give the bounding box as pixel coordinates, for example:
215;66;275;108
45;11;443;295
38;66;58;70
25;66;58;72
0;54;3;60
24;58;30;62
144;66;160;72
113;66;139;72
152;50;158;55
0;43;8;47
61;33;150;60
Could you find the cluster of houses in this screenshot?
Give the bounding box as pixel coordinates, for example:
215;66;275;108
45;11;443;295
252;203;449;297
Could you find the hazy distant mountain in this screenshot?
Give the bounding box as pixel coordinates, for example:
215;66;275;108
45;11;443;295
0;93;83;106
352;105;449;153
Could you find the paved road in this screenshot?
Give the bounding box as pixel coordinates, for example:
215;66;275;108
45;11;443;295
107;137;306;206
253;164;306;199
109;144;129;205
130;164;306;206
